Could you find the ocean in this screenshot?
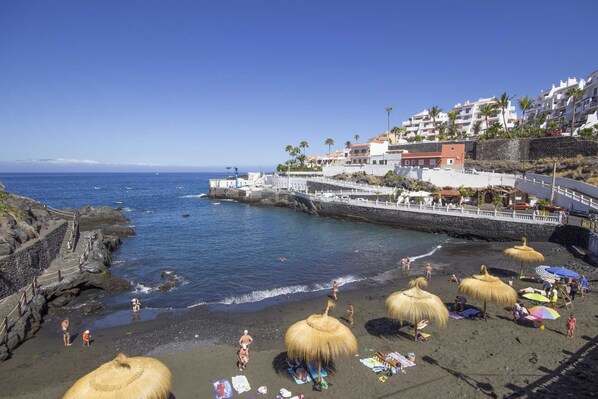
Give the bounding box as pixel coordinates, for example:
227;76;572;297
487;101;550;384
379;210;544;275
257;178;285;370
0;173;450;314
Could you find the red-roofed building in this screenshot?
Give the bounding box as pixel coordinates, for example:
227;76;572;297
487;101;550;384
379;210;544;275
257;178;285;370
401;144;465;169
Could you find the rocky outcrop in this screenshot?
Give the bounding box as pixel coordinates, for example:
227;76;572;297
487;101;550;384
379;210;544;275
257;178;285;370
74;205;134;236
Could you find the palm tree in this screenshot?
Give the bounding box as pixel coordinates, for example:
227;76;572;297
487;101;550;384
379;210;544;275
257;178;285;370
565;86;587;134
297;154;307;168
354;134;360;143
472;121;483;136
325;138;334;154
345;140;351;148
285;145;294;174
428;106;442;135
447;110;458;136
390;126;401;143
494;92;515;137
385;107;393;138
479;104;497;132
517;96;533;128
299;140;309;155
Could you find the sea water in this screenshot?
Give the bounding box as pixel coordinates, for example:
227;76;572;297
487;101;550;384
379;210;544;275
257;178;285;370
0;173;449;312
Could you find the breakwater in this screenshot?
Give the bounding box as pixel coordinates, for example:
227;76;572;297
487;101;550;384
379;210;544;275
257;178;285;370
209;187;591;245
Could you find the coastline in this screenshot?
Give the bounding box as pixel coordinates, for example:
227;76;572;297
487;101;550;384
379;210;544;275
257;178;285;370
2;240;597;398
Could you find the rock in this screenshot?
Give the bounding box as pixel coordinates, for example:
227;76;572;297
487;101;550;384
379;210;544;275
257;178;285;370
80;300;103;315
0;240;12;256
50;296;70;307
77;205;130;233
83;260;109;274
161;270;177;281
158;282;175;292
84;273;132;292
102;225;135;237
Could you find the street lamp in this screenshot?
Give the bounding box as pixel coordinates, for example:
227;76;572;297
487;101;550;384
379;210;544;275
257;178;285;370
226;166;239;188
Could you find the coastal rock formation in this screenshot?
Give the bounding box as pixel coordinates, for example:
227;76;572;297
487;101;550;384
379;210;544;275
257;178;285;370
74;205;135;236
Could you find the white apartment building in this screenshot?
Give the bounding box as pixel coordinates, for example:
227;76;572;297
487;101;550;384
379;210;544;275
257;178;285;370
524;77;580;125
577;69;598;130
524;69;598;132
307;149;348;167
452;97;517;135
401;109;448;138
348;140;388;164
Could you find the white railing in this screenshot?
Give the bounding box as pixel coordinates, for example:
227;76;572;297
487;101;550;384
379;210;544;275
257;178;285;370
299;193;560;225
305;177;396;194
516;177;598;213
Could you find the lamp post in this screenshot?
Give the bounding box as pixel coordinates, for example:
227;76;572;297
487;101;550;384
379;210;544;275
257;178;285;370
226;166;239;188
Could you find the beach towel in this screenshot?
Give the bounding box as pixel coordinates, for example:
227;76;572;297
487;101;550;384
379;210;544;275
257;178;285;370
459;309;481;318
288;367;312;384
307;363;328;379
387;352;416;368
359;357;384;369
212;379;233;399
449;311;464;320
232;375;251;394
407;330;431;341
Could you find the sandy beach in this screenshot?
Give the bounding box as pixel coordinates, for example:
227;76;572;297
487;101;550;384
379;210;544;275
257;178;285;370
1;240;597;399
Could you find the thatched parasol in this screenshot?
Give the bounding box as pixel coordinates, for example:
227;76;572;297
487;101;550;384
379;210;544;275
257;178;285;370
385;277;448;341
285;300;357;383
503;237;544;278
62;353;172;399
458;265;517;318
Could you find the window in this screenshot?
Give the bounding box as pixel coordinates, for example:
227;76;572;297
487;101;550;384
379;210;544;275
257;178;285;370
447;159;454;164
430;159;436;166
372;160;377;164
418;159;425;166
404;160;411;165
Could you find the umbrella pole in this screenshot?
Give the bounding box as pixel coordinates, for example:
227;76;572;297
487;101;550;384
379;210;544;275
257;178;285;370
413;318;418;342
519;261;524;279
483;301;487;319
318;359;322;384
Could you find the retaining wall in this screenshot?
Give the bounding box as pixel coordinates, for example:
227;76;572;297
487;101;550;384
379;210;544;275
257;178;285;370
0;221;67;299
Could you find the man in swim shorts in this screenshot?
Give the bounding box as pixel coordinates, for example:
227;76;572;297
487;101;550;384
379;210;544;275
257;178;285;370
239;330;253;349
61;318;72;346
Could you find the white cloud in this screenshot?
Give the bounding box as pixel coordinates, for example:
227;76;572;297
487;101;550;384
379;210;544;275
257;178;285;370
14;158;101;165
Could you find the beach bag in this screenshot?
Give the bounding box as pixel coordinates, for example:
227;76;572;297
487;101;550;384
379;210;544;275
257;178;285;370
217;382;225;397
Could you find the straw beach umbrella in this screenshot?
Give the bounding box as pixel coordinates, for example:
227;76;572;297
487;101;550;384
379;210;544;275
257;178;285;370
503;237;544;278
63;353;172;399
385;277;448;341
458;265;517;319
285;300;357;384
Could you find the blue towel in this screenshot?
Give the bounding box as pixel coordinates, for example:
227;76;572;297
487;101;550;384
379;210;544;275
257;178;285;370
308;362;328;379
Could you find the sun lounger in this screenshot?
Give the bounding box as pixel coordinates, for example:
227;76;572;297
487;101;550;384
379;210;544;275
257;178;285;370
308;362;328;379
288;367;312;384
359;357;384;369
212;379;233;399
231;375;251;394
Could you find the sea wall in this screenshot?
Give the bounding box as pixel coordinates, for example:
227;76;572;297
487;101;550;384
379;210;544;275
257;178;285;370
0;221;67;299
390;137;598;161
209;187;591;245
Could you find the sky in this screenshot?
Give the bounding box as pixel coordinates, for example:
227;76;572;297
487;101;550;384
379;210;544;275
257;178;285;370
1;0;597;172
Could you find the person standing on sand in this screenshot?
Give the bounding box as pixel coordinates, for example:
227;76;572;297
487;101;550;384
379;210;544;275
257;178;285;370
550;288;558;309
401;257;406;271
566;314;576;338
237;344;249;371
347;304;354;325
425;263;432;281
332;281;339;300
406;257;411;271
61;319;72;346
239;330;253;350
82;330;91;347
580;275;588;298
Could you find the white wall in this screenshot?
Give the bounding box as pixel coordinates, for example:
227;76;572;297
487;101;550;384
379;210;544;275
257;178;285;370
265;176;308;191
395;167;517;188
322;164;394;177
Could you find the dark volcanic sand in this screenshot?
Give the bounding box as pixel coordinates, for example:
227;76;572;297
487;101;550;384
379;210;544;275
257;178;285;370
1;240;597;399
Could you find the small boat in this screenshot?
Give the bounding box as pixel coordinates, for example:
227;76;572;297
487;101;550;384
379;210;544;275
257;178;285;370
125;187;132;190
93;187;101;190
182;213;190;218
176;186;183;190
115;201;124;204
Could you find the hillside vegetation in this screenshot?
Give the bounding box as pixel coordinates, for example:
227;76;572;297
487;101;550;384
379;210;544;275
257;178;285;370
465;156;598;186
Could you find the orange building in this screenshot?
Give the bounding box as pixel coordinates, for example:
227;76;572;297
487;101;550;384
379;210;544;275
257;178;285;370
401;144;465;169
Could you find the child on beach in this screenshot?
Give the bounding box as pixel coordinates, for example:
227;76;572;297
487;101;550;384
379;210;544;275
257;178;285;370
347;304;354;325
566;314;576;338
425;263;432;281
82;330;91;347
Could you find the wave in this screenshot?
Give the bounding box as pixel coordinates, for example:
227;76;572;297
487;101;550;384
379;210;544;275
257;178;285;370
199;193;208;198
144;210;155;214
409;245;442;262
112;260;126;265
122;207;133;212
179;194;204;198
133;282;158;294
187;275;362;308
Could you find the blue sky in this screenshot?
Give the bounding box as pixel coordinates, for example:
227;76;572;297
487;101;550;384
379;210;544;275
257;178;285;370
1;0;597;172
